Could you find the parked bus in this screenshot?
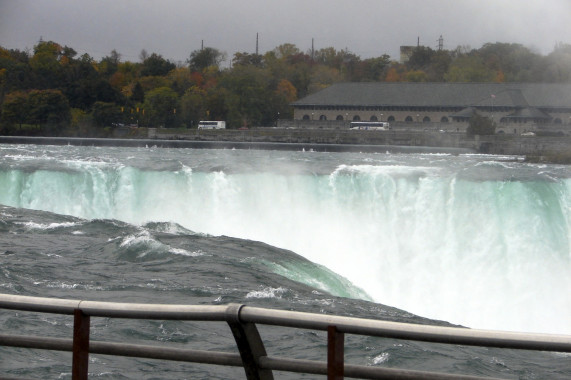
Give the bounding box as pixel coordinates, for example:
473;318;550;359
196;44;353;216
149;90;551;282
349;121;390;130
198;121;226;129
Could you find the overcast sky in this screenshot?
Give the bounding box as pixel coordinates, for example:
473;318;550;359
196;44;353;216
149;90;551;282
1;0;570;65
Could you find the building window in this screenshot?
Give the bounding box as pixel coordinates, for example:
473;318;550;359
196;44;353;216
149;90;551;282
319;115;327;121
336;115;344;120
370;115;378;121
353;115;361;121
554;118;562;124
441;116;449;123
387;116;395;122
405;116;413;123
423;116;431;123
302;114;310;120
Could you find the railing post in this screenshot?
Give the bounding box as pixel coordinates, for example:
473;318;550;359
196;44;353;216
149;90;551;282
226;304;273;380
327;325;344;380
72;308;90;380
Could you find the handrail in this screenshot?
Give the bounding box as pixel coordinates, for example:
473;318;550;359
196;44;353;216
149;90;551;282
1;293;570;380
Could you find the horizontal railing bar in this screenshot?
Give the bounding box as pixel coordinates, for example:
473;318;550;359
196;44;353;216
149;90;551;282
1;294;570;354
89;341;243;367
79;300;230;321
239;307;571;352
0;334;507;380
0;294;81;314
0;334;72;351
260;356;507;380
0;333;243;366
0;294;231;320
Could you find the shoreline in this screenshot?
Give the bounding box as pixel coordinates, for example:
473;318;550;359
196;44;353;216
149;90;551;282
0;135;476;154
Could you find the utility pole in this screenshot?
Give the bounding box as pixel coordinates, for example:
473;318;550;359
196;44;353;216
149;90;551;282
256;33;259;55
311;38;314;60
438;35;444;51
201;40;203;51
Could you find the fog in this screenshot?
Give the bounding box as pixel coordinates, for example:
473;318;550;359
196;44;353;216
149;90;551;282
1;0;570;63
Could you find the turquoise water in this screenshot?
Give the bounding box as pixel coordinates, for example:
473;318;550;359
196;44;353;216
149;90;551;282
1;144;570;379
0;145;569;335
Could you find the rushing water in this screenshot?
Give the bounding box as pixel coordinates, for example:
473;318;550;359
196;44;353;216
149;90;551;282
0;143;570;379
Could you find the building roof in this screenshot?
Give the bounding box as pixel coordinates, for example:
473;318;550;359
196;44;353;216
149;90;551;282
292;82;571;109
504;107;552;119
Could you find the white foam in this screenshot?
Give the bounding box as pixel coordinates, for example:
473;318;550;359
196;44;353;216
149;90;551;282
246;287;287;299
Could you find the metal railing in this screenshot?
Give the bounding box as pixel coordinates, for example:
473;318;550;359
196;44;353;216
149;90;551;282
1;293;570;380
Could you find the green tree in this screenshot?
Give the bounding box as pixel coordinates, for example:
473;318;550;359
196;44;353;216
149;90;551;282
180;87;206;127
407;46;434;70
308;65;343;93
91;101;121;127
444;55;496;82
273;43;301;60
27;89;70;133
141;53;176;77
143;86;179;127
218;65;272;127
466;112;496;135
62;54;101;109
405;70;428;82
131;82;145;103
188;47;225;72
232;52;263;67
314;47;343;69
360;55;391;81
427;50;452;81
98;50;121;77
541;43;571;82
1;91;29;128
29;40;66;88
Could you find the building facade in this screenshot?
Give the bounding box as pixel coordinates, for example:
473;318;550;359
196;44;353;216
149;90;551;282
291;83;571;134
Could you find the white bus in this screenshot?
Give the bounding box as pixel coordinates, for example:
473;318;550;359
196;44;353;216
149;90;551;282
198;121;226;130
349;121;390;130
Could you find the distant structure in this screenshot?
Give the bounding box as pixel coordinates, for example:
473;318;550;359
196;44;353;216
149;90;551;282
400;36;444;62
400;36;422;63
290;82;571;134
399;46;416;63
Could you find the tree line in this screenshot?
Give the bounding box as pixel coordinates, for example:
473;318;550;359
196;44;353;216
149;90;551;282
1;39;570;135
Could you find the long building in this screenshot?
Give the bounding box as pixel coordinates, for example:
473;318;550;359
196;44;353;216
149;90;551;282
291;82;571;134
